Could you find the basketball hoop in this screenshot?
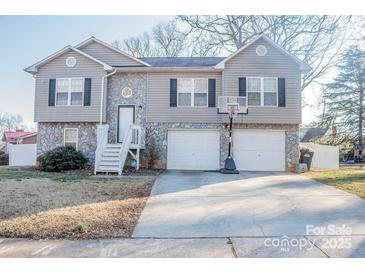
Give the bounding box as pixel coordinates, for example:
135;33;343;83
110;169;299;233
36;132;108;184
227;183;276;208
227;103;239;118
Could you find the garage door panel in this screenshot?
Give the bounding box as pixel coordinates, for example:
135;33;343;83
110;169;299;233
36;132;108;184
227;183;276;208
233;130;286;171
167;130;220;170
234;141;284;151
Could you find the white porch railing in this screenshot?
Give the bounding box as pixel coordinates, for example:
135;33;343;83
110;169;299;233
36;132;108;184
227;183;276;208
95;124;143;174
131;125;143;148
118;126;133;175
94;124;109;174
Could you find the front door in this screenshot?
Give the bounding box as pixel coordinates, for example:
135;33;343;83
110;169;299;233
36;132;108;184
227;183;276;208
117;105;135;143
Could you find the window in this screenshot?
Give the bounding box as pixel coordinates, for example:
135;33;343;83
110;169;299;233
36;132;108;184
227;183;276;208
177;78;208;107
247;77;278;107
64;128;78;149
56;78;84;106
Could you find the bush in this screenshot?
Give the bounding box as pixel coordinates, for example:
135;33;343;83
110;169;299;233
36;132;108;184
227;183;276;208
38;146;87;172
0;152;9;166
145;136;159;169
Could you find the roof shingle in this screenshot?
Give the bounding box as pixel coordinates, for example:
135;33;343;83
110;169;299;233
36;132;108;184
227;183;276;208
139;57;225;67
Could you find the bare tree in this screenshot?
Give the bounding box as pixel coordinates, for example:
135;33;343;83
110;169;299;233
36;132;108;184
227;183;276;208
112;32;158;57
0;111;25;138
178;15;351;90
112;21;188;57
152;21;186;57
188;31;223;56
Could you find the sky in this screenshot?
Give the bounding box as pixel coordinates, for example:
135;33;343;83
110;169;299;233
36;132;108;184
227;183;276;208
0;15;317;129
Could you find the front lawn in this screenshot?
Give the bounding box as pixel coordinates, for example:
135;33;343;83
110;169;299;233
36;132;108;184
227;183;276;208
304;166;365;198
0;167;154;239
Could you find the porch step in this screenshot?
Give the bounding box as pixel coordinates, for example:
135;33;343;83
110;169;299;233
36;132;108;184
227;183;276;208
100;154;120;159
105;144;122;149
99;159;119;165
95;125;137;175
96;166;120;172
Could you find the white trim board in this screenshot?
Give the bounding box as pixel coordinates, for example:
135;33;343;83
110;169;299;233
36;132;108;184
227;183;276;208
75;36;151;67
24;46;113;74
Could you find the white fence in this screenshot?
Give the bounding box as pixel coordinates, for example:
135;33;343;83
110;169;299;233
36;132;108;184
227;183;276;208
300;142;339;170
8;143;37;167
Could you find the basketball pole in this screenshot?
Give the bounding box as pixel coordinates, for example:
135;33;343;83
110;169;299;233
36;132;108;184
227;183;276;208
228;116;233;157
220;112;239;174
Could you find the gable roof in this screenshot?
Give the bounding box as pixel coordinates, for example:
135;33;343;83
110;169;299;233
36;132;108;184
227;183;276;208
300;128;330;142
75;36;151;67
139;57;225;67
2;130;37;142
24;46;113;74
214;34;312;72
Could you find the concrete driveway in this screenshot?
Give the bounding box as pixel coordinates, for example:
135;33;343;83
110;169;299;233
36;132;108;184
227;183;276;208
133;171;365;238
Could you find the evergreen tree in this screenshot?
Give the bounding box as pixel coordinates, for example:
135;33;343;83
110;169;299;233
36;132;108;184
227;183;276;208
321;46;365;147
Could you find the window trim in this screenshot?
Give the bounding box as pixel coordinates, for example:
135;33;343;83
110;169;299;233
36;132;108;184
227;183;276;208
177;78;208;108
63;128;78;150
55;78;84;106
246;77;278;107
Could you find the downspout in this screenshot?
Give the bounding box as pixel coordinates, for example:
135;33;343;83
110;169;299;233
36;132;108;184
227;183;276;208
100;69;117;125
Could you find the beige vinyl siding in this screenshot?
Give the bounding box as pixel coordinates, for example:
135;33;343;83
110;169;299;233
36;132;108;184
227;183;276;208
34;50;106;122
223;37;302;124
147;72;222;123
79;41;142;67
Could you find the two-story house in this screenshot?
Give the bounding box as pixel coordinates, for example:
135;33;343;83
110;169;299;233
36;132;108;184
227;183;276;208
25;35;310;174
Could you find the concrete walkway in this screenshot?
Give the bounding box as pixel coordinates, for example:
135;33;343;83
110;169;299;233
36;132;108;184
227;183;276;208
1;236;365;257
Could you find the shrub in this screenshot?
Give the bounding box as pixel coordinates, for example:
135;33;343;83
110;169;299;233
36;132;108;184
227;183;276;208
38;146;87;172
145;136;159;169
0;152;9;166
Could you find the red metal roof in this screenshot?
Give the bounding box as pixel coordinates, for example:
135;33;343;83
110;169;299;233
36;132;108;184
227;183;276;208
3;130;37;142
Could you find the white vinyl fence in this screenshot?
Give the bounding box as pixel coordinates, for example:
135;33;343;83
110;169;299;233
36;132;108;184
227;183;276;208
8;143;37;167
300;142;339;170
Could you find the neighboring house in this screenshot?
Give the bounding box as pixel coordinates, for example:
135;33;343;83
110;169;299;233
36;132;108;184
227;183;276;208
300;127;335;142
25;35;311;173
2;129;37;153
0;141;5;152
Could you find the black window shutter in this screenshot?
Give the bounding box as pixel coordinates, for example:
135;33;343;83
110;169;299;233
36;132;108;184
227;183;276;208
278;78;286;107
208;79;216;107
84;78;92;106
48;79;56;106
239;77;246;97
170;79;177;107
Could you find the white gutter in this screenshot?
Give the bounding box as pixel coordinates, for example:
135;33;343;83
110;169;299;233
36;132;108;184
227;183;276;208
99;70;117;125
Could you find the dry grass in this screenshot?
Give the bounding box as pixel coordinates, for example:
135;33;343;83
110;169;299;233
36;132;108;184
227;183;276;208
0;170;154;240
304;167;365;199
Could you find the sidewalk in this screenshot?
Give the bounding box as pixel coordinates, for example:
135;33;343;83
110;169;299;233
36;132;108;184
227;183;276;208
2;236;364;258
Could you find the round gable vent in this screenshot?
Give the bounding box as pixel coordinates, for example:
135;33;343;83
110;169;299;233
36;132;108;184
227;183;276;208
66;56;77;67
256;45;267;56
121;87;133;98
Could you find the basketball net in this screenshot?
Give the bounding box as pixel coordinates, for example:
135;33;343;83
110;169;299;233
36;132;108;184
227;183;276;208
227;104;238;119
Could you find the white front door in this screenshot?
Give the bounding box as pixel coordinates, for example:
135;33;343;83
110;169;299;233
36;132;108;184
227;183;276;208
118;106;134;143
167;130;220;170
233;129;286;171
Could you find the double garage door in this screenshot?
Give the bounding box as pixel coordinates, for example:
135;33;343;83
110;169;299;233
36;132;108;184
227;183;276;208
167;129;285;171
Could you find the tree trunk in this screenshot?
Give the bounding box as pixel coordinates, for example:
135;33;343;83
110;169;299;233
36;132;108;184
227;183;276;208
359;82;364;147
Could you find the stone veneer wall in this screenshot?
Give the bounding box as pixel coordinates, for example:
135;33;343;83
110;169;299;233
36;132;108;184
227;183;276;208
106;72;147;144
143;122;299;171
37;122;97;162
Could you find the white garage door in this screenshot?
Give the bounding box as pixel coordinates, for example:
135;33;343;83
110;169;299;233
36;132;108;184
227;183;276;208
233;130;285;171
167;130;220;170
